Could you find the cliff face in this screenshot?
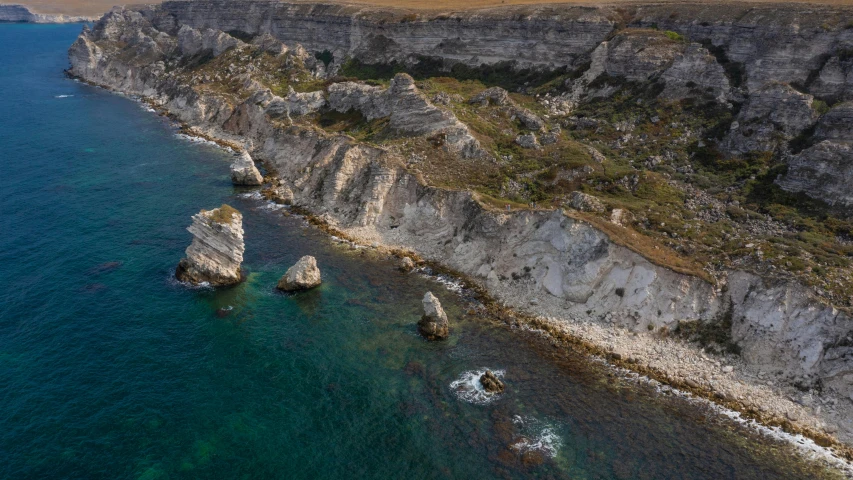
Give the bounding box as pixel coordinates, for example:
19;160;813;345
153;0;853;208
0;4;93;23
176;205;245;286
68;3;853;443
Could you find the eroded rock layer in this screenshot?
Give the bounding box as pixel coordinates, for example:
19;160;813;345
68;2;853;444
176;205;245;286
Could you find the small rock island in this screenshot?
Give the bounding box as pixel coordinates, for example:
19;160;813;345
175;204;245;286
277;255;322;291
480;370;505;394
418;292;449;340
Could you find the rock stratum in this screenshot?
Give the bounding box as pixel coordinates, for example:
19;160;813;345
176;204;245;286
68;1;853;450
0;4;93;23
419;292;449;340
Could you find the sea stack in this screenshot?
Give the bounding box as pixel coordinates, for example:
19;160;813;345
479;370;505;394
230;150;263;186
418;292;449;340
277;255;322;291
175;204;245;286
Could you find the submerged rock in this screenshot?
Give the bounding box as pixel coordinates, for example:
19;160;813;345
230;151;263;186
176;205;245;286
480;370;505;394
418;292;449;340
277;255;322;291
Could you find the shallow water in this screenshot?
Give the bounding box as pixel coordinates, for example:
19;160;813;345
0;23;844;479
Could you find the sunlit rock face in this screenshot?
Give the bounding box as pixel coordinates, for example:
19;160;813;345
176;205;245;286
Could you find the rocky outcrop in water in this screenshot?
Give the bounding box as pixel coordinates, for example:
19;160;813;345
276;255;322;291
418;292;449;340
480;370;505;394
230;150;263;186
0;4;93;23
176;205;245;286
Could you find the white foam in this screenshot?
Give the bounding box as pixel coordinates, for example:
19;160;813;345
168;274;214;291
599;359;853;474
510;416;562;458
260;202;286;211
450;368;505;405
55;94;74;98
237;191;264;200
174;133;234;152
418;271;464;293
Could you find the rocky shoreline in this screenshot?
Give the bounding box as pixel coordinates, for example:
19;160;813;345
86;84;853;472
65;3;853;471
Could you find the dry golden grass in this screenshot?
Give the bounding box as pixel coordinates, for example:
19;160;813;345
19;0;853;18
204;204;240;224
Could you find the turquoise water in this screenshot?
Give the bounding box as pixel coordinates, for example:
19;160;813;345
0;23;842;479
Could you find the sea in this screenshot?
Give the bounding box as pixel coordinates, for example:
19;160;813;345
0;22;845;479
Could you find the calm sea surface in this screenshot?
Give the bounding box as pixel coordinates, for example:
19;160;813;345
0;23;843;479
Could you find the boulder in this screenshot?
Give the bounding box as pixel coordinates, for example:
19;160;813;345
479;370;505;394
277;255;322;291
399;256;415;272
512;108;546;132
610;208;635;226
175;205;245;286
230;151;263;186
469;87;511;106
567;191;605;213
418;292;449;340
515;133;540;149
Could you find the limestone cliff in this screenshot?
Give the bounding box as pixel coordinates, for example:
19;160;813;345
0;4;93;23
67;3;853;444
176;205;245;286
136;0;853;207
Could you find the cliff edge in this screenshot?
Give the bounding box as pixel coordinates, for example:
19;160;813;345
68;1;853;453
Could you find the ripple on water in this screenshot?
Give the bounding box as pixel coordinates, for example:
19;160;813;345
450;368;506;405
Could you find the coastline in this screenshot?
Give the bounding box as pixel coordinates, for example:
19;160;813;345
62;6;853;472
67;67;853;473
